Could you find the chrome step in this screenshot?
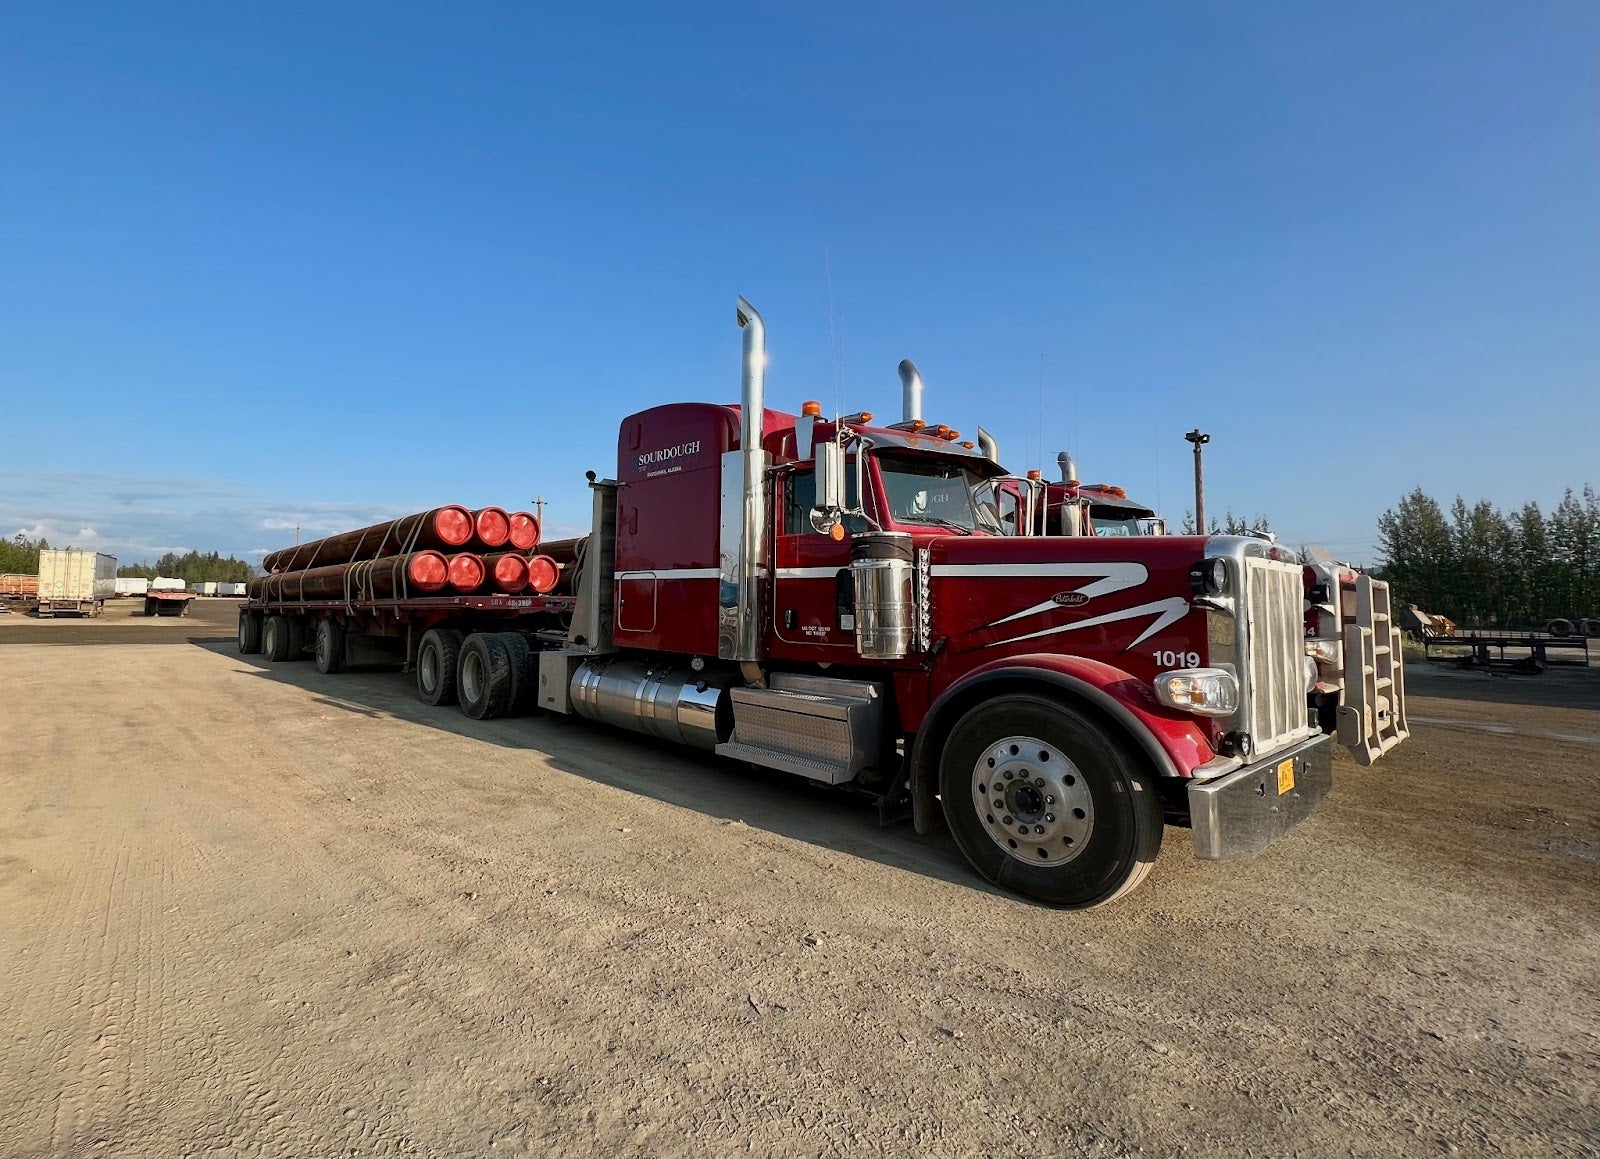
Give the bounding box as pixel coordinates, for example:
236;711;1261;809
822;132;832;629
715;676;885;785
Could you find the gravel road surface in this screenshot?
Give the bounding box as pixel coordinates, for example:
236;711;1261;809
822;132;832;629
1;601;1595;1156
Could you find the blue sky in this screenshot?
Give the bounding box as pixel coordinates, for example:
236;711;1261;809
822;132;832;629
1;2;1594;565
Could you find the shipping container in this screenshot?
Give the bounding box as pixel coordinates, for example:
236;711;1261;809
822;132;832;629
216;581;248;597
37;549;117;617
195;581;219;596
115;577;150;597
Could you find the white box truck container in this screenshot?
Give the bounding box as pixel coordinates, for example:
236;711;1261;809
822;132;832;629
216;581;247;597
115;577;150;597
37;549;117;618
195;581;219;597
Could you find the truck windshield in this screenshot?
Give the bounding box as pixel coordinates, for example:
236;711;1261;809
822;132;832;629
877;453;996;533
1090;513;1145;537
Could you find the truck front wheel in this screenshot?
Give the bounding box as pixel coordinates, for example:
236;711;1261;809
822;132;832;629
938;694;1162;908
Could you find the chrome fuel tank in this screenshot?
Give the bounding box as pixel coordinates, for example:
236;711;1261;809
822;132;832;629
569;657;731;750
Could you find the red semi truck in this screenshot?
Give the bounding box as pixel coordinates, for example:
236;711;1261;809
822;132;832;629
240;297;1407;908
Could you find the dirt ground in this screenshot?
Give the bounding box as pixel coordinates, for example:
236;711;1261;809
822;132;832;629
1;600;1596;1157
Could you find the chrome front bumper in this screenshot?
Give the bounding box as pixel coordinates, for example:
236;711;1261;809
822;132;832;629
1187;733;1333;860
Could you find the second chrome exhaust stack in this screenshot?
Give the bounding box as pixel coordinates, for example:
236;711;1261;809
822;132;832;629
898;359;924;423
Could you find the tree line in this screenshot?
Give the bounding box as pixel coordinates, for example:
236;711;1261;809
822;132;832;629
0;535;256;583
1376;486;1600;628
116;551;256;584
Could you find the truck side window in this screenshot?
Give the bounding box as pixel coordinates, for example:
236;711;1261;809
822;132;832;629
783;465;865;536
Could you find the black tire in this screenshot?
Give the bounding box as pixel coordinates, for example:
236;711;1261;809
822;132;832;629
144;599;156;617
457;632;514;721
1548;618;1574;639
416;628;464;706
498;632;537;714
263;614;293;662
286;617;306;660
315;618;347;675
939;694;1163;908
238;611;263;654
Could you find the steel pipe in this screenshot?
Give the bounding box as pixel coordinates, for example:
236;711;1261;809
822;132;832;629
483;552;530;593
261;507;472;574
473;507;510;549
447;553;486;592
525;555;561;594
247;551;449;602
507;511;540;551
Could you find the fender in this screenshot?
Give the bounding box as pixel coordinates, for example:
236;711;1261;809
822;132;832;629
909;653;1216;833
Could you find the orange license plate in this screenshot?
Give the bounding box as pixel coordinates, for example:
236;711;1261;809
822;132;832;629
1277;759;1295;795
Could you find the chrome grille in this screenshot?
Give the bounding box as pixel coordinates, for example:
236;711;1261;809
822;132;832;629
1242;556;1311;756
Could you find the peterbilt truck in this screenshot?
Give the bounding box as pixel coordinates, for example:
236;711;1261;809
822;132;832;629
240;296;1407;908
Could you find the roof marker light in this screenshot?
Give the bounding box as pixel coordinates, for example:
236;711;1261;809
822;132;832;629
801;400;823;416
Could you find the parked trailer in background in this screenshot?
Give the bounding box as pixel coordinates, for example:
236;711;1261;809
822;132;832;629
194;581;219;597
239;296;1411;909
36;550;117;618
115;577;150;598
215;581;248;597
1;573;40;603
144;577;195;617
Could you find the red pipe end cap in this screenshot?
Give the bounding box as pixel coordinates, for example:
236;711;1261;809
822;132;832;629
493;554;529;592
508;511;540;551
475;507;510;548
409;551;449;590
526;555;560;594
448;553;485;591
435;505;474;547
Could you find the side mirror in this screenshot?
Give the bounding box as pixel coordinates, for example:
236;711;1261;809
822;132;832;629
810;438;846;537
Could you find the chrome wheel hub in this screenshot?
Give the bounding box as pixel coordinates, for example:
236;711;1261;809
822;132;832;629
461;651;484;702
971;735;1093;866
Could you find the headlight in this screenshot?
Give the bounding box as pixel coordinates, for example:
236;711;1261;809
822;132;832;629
1153;668;1238;717
1188;557;1230;596
1305;639;1340;666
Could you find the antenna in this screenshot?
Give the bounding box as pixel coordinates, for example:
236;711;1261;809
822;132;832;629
825;248;842;418
1038;353;1046;476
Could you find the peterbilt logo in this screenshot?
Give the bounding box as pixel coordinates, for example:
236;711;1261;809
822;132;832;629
1051;591;1090;607
636;440;702;472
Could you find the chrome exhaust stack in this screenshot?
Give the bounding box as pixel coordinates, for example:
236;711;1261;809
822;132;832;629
1057;451;1078;484
898;359;924;423
977;427;1000;462
721;296;769;672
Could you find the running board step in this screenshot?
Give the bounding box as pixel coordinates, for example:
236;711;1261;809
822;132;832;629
715;676;885;785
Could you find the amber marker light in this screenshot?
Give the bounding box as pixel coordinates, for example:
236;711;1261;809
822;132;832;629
802;400;823;416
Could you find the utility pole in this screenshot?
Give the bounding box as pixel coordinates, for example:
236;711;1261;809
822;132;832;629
534;496;546;526
295;524;300;546
1184;429;1210;533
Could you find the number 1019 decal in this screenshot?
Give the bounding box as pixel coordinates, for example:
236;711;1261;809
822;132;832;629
1153;649;1201;668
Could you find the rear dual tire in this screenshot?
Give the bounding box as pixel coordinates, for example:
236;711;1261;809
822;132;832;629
315;618;346;675
457;633;515;721
238;611;262;654
263;614;305;662
417;629;464;706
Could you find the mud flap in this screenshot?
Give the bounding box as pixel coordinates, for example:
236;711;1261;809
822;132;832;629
1337;574;1409;765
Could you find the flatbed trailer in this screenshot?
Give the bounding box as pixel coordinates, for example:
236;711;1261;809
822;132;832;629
1424;632;1591;669
143;590;196;617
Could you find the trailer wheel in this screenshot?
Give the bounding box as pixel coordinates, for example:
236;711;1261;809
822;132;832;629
238;610;263;654
315;618;347;675
286;617;306;659
938;694;1162;908
457;633;514;720
263;614;294;662
1548;618;1574;639
417;629;464;706
144;599;156;617
497;632;537;714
